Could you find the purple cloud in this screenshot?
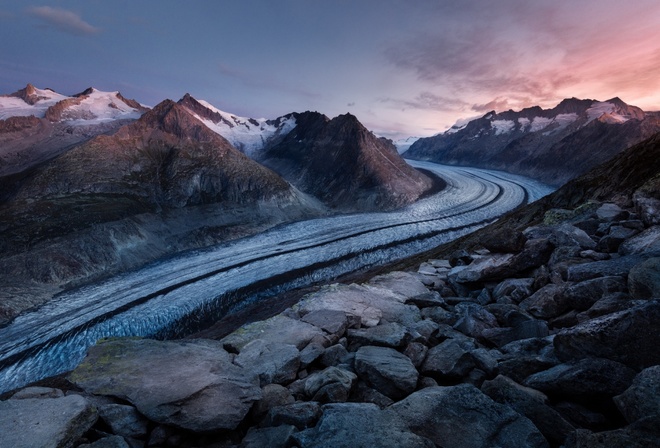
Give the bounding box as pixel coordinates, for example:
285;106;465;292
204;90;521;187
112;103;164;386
27;6;100;36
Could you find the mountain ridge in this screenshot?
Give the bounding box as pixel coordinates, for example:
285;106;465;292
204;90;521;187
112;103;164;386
405;97;660;185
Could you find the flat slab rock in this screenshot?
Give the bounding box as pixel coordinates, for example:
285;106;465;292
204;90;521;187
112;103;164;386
0;394;97;448
295;282;420;327
69;338;261;432
221;314;324;352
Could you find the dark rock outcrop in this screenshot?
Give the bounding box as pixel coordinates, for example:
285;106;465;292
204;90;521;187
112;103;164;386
260;111;434;210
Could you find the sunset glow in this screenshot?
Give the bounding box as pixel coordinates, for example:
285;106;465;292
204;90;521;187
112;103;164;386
1;0;659;139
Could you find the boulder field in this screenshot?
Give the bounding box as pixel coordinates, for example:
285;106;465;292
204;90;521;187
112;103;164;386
1;201;660;447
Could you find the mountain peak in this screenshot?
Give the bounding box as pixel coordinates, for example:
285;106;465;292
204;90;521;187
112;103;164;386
74;87;96;97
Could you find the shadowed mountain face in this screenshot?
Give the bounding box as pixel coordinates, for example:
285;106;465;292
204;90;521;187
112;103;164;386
405;97;660;186
259;112;434;211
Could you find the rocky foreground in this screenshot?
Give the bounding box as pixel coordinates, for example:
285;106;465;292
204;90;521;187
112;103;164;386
1;200;659;447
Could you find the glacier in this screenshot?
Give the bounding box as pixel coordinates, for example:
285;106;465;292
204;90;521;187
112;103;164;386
0;161;553;393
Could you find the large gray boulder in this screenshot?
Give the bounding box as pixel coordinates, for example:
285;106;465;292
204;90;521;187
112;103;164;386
566;255;644;282
614;365;660;424
628;257;660;299
304;366;357;403
354;345;419;400
388;385;548;448
294;403;435;448
234;339;301;386
221;314;324;352
96;403;148;440
295;283;421;327
0;395;97;448
524;358;636;396
421;338;476;379
69;338;261;432
619;225;660;256
482;375;575;445
553;300;660;369
347;322;411;349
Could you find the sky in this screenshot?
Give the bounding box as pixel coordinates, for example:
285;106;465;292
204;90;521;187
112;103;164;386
1;0;660;139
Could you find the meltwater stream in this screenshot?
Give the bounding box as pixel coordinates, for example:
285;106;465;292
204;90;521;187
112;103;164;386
0;162;553;393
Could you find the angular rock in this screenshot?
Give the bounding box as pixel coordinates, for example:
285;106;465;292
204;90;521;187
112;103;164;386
264;402;322;430
576;293;633;322
404;342;429;368
596;203;629;221
420;306;456;325
69;338;261;432
524;358;636;396
0;395;97;448
10;386;64;399
628;257;660;299
614;365;660;424
598;226;638;253
304;367;357;403
619;225;660;256
79;436;130;448
449;249;474;267
320;344;350;368
97;403;148;440
454;253;515;283
634;192;660;226
405;291;445;308
299;339;326;368
347;322;411;349
367;271;431;300
421;338;476;379
562;276;628;310
221;314;324;352
294;403;434;448
354;345;419;400
411;319;439;343
564;422;660;448
482;375;575;445
301;309;349;336
389;385;548;448
349;381;394;408
519;283;567;319
524;223;596;250
566;255;644;282
452;302;499;340
234;339;300;386
241;425;297;448
251;384;295;420
295;283;420;327
554;300;660;369
492;278;535;303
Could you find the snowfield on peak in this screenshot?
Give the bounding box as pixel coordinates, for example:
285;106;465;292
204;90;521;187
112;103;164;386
0;85;145;123
59;88;144;123
190;99;297;157
0;87;67;120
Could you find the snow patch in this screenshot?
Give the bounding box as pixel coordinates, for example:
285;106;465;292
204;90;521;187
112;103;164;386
394;136;420;153
191;100;297;157
491;119;515;135
62;89;143;124
518;117;530;130
586;101;628;124
0;87;67;120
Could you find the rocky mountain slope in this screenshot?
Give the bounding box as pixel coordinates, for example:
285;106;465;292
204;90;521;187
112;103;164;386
405;97;660;186
179;95;435;211
178;93;297;158
259;111;434;210
0;100;325;322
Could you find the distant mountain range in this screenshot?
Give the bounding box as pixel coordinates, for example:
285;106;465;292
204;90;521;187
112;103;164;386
404;97;660;185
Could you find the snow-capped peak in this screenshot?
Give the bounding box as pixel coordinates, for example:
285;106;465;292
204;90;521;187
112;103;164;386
178;94;297;157
0;84;68;120
0;84;147;123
